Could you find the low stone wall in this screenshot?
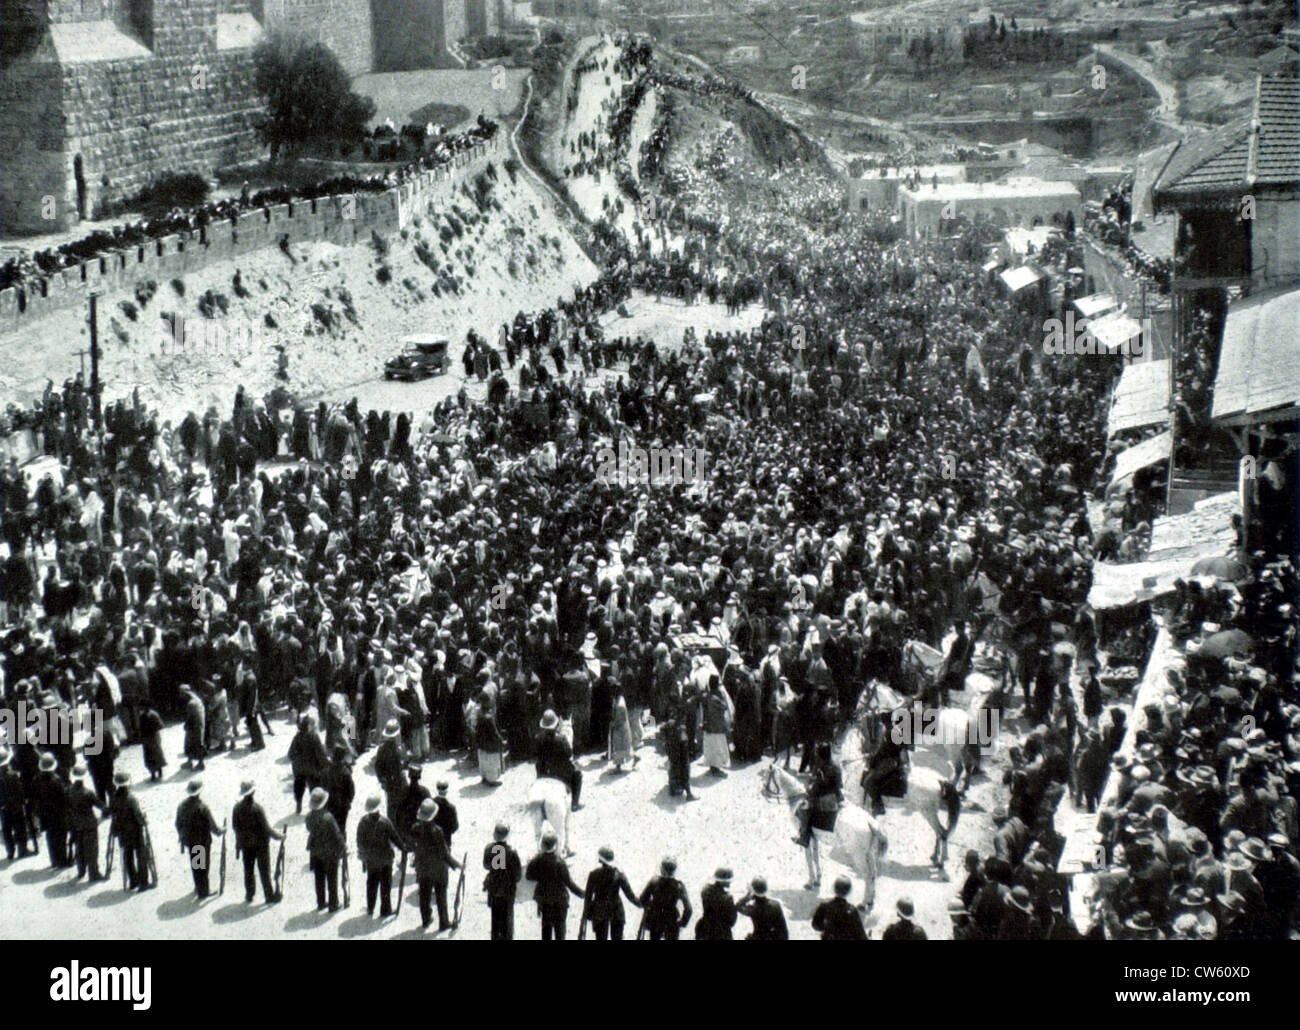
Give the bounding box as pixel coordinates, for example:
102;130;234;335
0;132;507;333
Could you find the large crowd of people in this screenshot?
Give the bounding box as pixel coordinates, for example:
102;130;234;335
0;33;1294;941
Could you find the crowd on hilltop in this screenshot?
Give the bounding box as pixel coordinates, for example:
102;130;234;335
0;33;1295;941
0;119;500;295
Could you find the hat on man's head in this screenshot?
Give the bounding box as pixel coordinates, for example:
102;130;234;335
539;709;559;731
417;798;437;822
38;752;56;772
599;846;615;865
309;787;330;811
714;867;733;885
751;877;768;896
541;831;558;852
660;857;677;875
364;795;381;813
1008;886;1034;913
896;897;914;917
240;781;256;798
494;823;509;841
382;719;401;740
833;875;853;897
113;770;131;787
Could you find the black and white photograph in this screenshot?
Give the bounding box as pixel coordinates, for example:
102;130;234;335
0;0;1296;997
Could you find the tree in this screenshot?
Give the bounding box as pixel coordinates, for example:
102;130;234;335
252;32;376;160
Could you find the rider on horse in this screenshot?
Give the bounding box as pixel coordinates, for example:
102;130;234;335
793;744;842;847
535;710;583;810
861;711;907;816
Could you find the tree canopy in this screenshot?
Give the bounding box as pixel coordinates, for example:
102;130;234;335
252;33;376;159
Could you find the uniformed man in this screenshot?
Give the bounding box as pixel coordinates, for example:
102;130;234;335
175;779;224;898
66;764;106;881
483;822;522;940
582;845;640;940
737;876;789;940
536;709;582;809
356;794;406;917
108;770;150;891
882;896;927;940
232;780;283;905
525;829;583;940
811;875;867;939
304;786;346;912
396;765;431;838
32;752;70;868
411;797;460;931
639;857;693;940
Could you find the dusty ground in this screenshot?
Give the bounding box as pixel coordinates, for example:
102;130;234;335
0;669;1012;940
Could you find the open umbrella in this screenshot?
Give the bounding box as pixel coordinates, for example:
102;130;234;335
1198;629;1254;659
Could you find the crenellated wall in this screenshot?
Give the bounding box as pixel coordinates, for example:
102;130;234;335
0;131;505;331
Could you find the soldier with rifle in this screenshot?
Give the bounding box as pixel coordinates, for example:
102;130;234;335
176;779;225;899
67;765;107;882
304;786;346;912
581;845;641;940
108;770;151;891
32;752;70;868
355;794;406;917
232;780;283;904
411;797;460;931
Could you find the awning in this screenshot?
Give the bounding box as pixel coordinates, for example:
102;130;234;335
1087;491;1237;609
982;258;1002;274
1000;265;1041;293
1107;431;1171;492
1107;358;1170;437
1073;293;1117;320
1211;287;1300;425
1090;311;1146;353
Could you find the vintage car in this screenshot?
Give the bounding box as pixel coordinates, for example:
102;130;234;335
384;335;449;381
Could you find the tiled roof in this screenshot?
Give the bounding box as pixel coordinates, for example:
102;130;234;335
1154;76;1300;204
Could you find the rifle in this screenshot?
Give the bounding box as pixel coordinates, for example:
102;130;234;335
579;898;590;940
394;847;408;918
341;851;351;908
105;829;115;878
451;852;467;928
635;908;647;940
141;820;158;889
219;818;228;895
273;825;287;898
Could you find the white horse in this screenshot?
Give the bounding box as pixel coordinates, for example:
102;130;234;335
527;777;573;856
841;717;962;870
762;764;888;910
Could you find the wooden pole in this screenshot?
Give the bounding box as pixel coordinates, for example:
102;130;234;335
88;291;102;435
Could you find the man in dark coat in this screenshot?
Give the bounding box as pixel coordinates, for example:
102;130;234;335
525;830;583;940
108;770;149;891
232;780;283;904
535;709;583;808
396;766;431;838
304;786;346;912
175;778;224;899
737;877;789;940
288;716;328;814
581;846;640;940
811;876;867;939
432;780;458;851
639;857;693;940
373;719;406;819
483;822;522;940
696;867;739;939
181;686;207;770
32;752;70;868
411;797;460;931
66;765;106;881
323;746;355;839
355;794;407;917
0;748;34;859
